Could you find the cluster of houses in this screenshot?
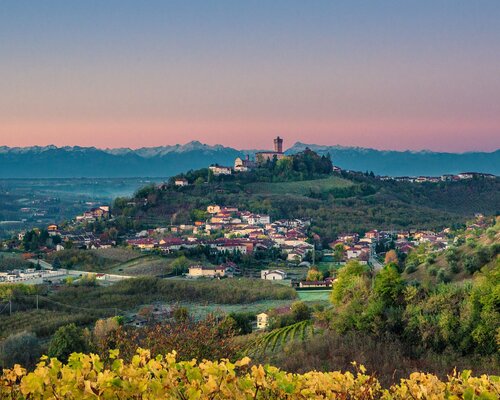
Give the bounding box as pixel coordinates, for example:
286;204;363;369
328;232;375;264
379;172;496;183
48;205;114;250
126;205;313;263
326;228;452;265
12;204;113;253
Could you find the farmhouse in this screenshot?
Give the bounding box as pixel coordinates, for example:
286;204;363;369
261;269;287;280
187;264;232;278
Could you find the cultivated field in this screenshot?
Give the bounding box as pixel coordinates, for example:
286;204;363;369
247;176;353;195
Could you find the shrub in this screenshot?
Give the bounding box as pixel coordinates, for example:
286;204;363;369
47;323;88;362
404;264;417;274
0;332;41;369
436;269;450;283
464;255;481;274
466;238;477;248
449;260;460;274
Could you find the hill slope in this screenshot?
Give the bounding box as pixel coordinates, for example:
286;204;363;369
111;164;500;242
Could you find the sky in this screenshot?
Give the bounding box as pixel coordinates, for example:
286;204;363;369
1;1;500;152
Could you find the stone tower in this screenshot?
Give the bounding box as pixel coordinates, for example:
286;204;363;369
274;136;283;153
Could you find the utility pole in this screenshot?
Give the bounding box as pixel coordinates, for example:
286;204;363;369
9;300;12;316
36;295;39;310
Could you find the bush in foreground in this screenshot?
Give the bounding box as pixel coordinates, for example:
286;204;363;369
1;349;499;399
0;332;41;370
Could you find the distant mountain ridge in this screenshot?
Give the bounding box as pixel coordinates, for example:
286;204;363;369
286;142;500;176
0;141;498;178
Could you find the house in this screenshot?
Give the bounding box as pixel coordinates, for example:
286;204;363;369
286;247;308;262
126;238;157;250
207;205;221;214
212;240;248;254
346;248;369;260
209;165;232;176
174;178;189;187
365;230;379;241
187;265;230;278
261;269;287;280
76;205;110;222
47;224;59;232
256;312;269;330
243;214;271;225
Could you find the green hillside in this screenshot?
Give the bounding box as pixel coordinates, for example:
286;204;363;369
106;149;499;242
247;176;353;195
404;217;500;283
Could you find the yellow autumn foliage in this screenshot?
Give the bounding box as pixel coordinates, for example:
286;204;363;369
0;349;498;399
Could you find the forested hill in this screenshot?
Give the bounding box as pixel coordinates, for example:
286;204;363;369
1;142;499;177
110;151;500;243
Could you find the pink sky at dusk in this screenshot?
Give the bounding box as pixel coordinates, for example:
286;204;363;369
1;1;500;153
1;117;499;152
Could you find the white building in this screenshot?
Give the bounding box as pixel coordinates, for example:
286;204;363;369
256;312;269;330
248;214;271;225
209;165;232;176
187;265;232;278
234;155;256;172
261;269;287;280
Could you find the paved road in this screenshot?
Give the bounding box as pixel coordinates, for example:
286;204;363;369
67;270;132;282
369;255;384;271
27;259;53;270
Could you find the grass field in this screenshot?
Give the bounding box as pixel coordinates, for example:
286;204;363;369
247;176;353;195
297;290;331;302
183;300;293;319
109;255;173;276
46;248;187;277
317;261;342;274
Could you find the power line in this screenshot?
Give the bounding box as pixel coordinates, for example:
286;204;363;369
0;302;10;315
38;296;126;314
7;293;127;315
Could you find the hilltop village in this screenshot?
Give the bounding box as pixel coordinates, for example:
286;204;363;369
2;196;493;292
2;137;497;289
202;136;494;183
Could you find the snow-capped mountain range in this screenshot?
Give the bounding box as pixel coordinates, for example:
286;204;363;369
0;141;498;178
